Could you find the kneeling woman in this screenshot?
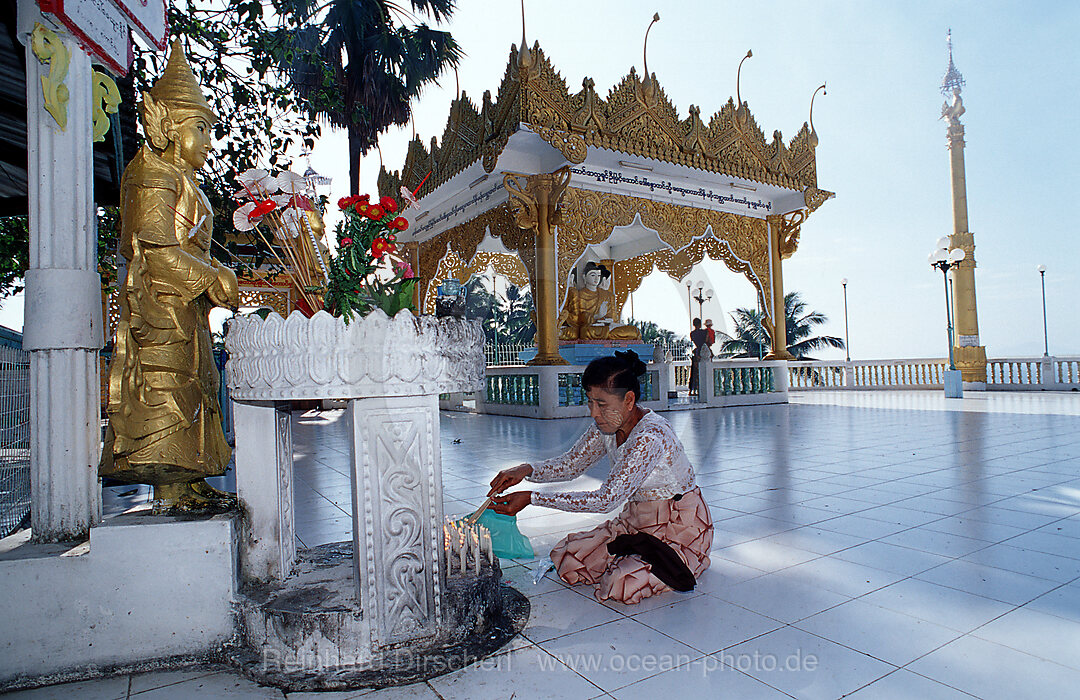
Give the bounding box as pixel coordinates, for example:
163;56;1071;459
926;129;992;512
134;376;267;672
489;351;713;604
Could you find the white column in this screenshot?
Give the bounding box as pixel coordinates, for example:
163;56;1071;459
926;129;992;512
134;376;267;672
348;394;445;649
233;401;295;583
19;10;103;542
1040;356;1055;388
701;359;715;404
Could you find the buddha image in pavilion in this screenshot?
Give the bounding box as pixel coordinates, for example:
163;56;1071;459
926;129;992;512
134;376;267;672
559;261;641;341
100;40;239;511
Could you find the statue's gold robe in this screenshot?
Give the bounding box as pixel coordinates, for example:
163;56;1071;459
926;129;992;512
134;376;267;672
558;287;641;341
100;147;232;485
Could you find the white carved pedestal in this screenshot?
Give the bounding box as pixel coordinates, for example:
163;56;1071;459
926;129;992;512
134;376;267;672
225;310;484;653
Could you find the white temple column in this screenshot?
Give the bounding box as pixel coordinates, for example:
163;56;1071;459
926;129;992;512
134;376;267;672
347;394;445;648
18;7;104;542
233;401;295;583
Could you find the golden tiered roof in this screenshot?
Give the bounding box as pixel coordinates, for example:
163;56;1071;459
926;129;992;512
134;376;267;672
378;42;822;201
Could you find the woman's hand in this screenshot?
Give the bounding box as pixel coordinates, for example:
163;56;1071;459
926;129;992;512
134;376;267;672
488;463;532;497
490;490;531;516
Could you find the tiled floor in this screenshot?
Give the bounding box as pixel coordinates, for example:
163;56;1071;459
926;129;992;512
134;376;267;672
16;390;1080;699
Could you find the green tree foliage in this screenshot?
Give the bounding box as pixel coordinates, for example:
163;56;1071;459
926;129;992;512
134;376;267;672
0;208;120;300
629;319;691;357
461;274;536;345
718;291;845;360
271;0;463;194
0;2;323;300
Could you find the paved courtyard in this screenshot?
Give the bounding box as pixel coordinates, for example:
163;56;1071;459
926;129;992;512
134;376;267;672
14;391;1080;699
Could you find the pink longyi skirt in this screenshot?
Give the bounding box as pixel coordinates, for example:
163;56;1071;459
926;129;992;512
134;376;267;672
549;487;713;605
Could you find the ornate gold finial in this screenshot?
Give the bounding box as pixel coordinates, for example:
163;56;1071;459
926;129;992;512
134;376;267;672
517;0;533;70
736;49;753;126
808;83;826;149
30;23;70;130
642;12;661;94
149;39;218;122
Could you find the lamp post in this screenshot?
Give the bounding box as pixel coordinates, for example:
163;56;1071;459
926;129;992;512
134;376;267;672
929;237;966;397
841;278;850;362
690;281;713;319
1038;265;1048;357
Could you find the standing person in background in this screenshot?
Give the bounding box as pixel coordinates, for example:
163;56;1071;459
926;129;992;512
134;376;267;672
704;319;716;352
688;318;707;396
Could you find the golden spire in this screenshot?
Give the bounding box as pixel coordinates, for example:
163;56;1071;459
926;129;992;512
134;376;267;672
642;12;660;95
517;0;533;70
735;49;753;126
809;83;826;149
149;39;217;122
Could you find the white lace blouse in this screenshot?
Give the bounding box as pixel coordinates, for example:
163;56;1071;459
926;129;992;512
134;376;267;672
527;410;696;513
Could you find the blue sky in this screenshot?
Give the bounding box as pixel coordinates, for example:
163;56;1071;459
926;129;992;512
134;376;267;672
6;1;1074;361
306;0;1077;360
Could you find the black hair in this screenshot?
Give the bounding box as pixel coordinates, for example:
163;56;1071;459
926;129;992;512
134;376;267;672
692;318;702;328
582;350;648;403
583;261;612;280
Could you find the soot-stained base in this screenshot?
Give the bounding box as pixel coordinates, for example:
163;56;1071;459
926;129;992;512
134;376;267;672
232;542;530;692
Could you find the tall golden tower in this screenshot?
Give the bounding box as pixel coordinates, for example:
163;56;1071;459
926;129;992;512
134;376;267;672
940;30;987;384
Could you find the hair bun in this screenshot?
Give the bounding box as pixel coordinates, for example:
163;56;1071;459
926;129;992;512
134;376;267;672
614;349;647;377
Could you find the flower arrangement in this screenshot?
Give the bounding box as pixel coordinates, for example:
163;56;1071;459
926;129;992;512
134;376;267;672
232;168;329;313
230;168;417;323
323;193;416;322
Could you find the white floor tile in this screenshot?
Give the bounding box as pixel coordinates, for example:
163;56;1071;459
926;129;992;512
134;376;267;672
971;606;1080;670
132;671;284;698
128;669;222;695
610;656;791;699
780;556;904;597
712;572;850;623
858;578;1013;633
794;598;960;666
908;635;1080;699
521;588;623;643
720;625;895;700
345;683;441;699
843;669;977;699
633;593;783;655
832;540;952;576
963;542;1080;582
1024;582;1080;623
2;677;130;700
537;618;700;691
913;557;1060;605
712;539;820;574
425;645;603;699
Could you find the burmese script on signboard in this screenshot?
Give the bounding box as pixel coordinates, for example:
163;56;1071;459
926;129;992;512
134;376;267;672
570;166;773;214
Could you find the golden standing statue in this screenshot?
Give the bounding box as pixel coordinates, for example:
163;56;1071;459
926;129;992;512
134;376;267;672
558;262;641;341
100;40;239;510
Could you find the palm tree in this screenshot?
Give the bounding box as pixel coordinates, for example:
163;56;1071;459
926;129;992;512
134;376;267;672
502;285;536;345
274;0;462;194
718;292;844;360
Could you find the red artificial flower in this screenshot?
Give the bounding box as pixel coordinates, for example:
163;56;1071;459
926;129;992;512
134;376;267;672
370;237;396;259
367;205;385;220
379;196;398;214
340;237;353;246
337;197;351;210
291;195;314;211
248;198;277;220
355;203;370;216
389;216;409;231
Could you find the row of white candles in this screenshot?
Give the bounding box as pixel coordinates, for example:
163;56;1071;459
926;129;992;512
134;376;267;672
443;519;493;575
